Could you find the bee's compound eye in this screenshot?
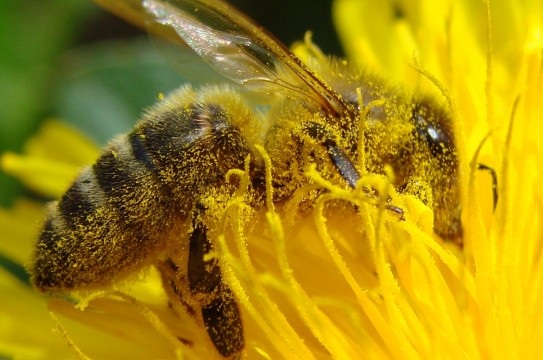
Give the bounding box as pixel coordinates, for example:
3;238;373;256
412;103;455;157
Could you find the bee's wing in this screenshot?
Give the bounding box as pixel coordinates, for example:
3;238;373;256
95;0;347;115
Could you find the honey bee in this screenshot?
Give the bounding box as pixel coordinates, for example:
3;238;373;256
31;0;461;358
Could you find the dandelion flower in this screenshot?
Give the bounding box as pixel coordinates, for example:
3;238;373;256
1;0;542;359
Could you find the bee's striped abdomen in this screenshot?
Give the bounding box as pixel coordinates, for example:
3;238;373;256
33;134;177;291
32;87;256;293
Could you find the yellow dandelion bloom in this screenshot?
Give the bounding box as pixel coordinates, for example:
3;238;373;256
1;0;542;359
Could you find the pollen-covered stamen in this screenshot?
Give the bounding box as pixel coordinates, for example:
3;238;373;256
302;121;405;218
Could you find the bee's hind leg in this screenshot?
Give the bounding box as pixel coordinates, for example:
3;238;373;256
158;205;244;358
186;206;244;358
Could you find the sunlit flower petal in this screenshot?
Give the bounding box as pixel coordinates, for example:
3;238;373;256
1;120;99;198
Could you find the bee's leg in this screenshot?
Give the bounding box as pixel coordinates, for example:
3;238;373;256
323;138;360;188
158;258;197;316
303;121;360;187
158;226;243;357
188;209;244;358
304;121;403;216
156;258;198;348
476;163;498;211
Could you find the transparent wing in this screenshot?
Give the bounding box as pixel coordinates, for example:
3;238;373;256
94;0;347;115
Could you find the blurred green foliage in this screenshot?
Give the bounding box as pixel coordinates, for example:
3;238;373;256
0;0;94;206
0;0;339;207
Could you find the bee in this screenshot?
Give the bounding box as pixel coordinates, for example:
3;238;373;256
31;0;462;358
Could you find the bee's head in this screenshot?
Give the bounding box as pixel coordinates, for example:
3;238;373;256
323;60;464;242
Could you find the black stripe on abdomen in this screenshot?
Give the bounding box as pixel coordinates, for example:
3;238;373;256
33;218;73;290
93;148;138;200
129;131;157;171
58;178;97;228
91;138;173;224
